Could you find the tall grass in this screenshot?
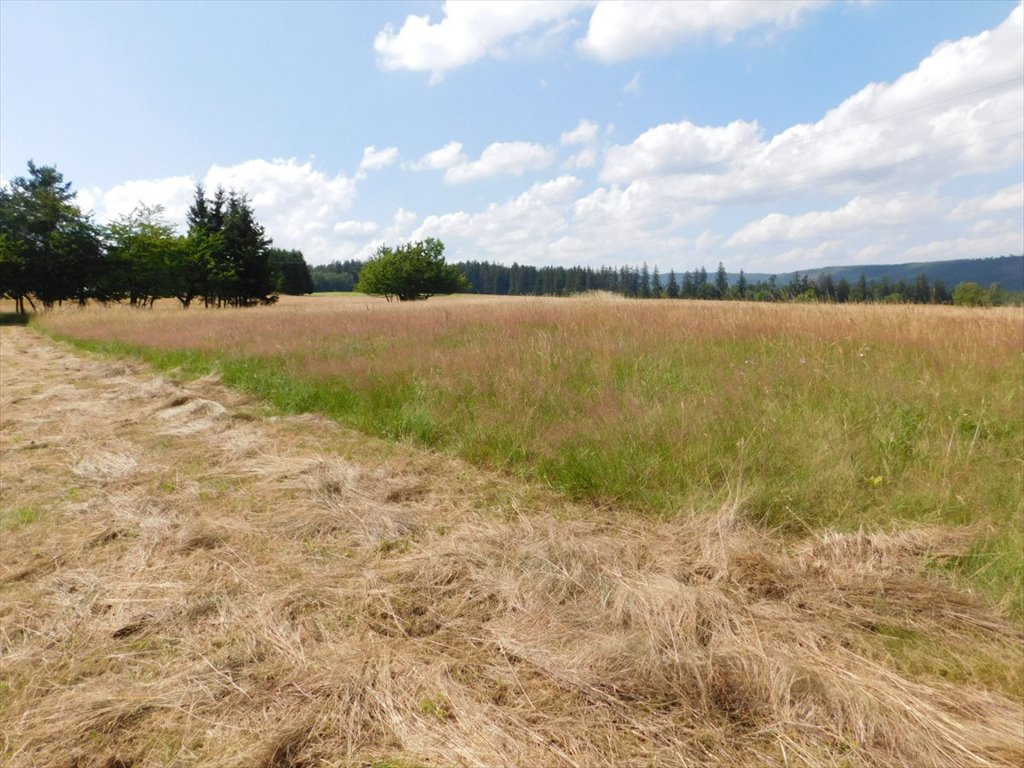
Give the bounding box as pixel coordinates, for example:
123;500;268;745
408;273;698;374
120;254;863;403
37;294;1024;613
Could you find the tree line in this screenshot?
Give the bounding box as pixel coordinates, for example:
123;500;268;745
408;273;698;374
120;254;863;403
0;162;313;313
314;258;1016;306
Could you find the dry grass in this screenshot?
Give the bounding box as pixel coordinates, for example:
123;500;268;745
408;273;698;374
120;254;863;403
35;294;1024;611
2;325;1023;767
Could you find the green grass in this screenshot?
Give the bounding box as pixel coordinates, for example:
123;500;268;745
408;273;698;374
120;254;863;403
37;298;1024;616
1;506;41;529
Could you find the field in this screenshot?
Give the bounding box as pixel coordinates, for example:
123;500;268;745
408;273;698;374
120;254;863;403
37;294;1024;608
2;294;1023;766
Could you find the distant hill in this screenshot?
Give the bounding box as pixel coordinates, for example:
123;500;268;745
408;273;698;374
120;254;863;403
735;255;1023;291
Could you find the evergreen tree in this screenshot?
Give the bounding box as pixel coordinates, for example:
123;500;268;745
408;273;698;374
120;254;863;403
715;262;728;298
640;262;651;298
0;161;101;311
666;269;679;299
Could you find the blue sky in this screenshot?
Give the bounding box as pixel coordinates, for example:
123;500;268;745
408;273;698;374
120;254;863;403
2;0;1022;271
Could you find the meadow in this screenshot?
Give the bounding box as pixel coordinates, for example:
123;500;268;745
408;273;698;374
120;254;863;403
37;294;1024;614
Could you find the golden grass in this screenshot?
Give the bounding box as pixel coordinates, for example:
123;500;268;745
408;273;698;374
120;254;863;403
1;325;1023;767
35;294;1024;608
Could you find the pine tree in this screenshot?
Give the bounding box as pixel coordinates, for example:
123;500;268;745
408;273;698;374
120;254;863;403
715;262;728;298
0;161;101;311
666;269;680;299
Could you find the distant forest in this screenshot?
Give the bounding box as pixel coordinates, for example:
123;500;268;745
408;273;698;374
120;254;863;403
312;255;1024;306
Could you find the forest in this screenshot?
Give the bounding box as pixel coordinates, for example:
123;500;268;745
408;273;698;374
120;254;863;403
313;256;1019;306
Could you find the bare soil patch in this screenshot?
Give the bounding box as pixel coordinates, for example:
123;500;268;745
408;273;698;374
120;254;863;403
1;326;1021;767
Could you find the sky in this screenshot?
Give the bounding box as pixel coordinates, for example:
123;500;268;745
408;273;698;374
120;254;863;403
1;0;1022;272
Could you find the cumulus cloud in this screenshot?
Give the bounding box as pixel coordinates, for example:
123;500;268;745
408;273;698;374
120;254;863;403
374;1;584;83
410;141;467;171
948;182;1024;221
204;159;357;258
357;145;399;176
374;1;829;80
726;193;939;247
444;141;556;184
601;119;762;183
334;220;379;237
564;147;598;170
560;119;599;146
81;176;196;225
579;0;824;61
411;175;582;261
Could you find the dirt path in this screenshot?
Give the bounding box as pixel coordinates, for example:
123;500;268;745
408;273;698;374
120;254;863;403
1;327;1021;768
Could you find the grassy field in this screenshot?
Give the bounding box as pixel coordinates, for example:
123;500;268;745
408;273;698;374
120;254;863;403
3;295;1023;767
35;294;1024;615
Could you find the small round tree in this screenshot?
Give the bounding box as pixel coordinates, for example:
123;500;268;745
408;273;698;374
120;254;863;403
357;238;468;302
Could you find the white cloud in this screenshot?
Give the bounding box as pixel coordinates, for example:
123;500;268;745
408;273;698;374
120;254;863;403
334;220;379;236
601;119;762;183
599;5;1023;201
392;208;419;229
357;145;399;176
444;141;556;184
560;119;599;146
374;1;829;81
623;72;641;94
82;176;196;225
374;1;584;83
410;141;467;171
564;147;598;170
726;193;939;247
411;175;582;262
948;182;1024;221
579;0;825;61
204;159;357;259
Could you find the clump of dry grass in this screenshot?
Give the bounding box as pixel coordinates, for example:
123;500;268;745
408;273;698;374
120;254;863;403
2;325;1022;767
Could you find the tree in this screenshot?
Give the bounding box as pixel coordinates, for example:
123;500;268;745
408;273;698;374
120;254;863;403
106;204;182;307
952;282;991;307
737;269;747;299
640;262;651;298
0;161;101;311
357;238;468;302
269;248;314;295
715;262;728;298
185;185;275;306
666;269;680;299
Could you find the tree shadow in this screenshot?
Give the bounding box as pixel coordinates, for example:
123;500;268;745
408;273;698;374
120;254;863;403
0;312;30;326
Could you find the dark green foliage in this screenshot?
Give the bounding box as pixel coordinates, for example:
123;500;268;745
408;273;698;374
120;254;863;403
311;259;361;292
269;248;314;295
451;258;1019;306
357;238;468;302
186;185;277;307
0;161;103;312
